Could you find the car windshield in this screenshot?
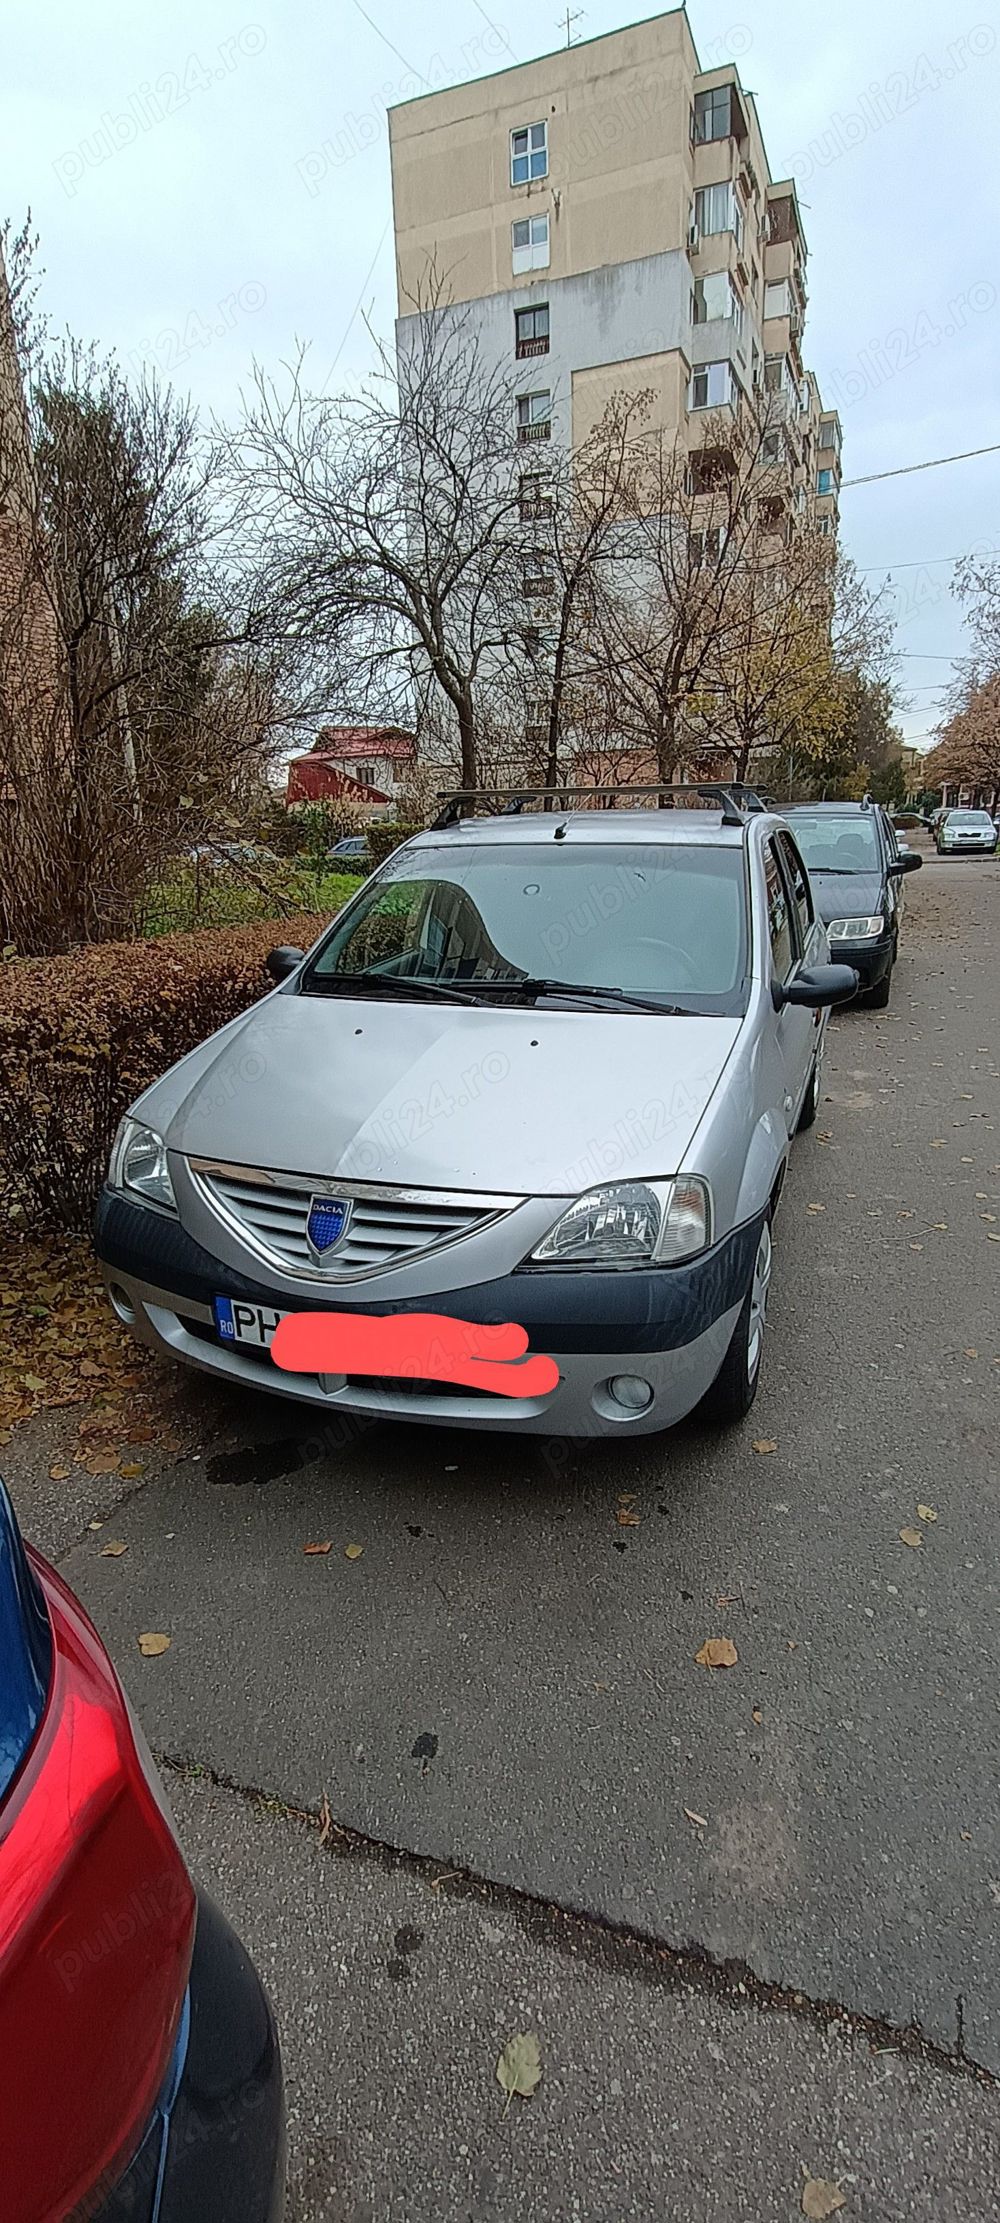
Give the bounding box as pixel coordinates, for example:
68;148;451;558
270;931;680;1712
947;811;992;826
784;813;880;873
303;841;750;1015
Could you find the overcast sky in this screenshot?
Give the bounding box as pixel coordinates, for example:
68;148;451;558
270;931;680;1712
4;0;997;749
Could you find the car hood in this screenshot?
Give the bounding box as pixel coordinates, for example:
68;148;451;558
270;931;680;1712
806;870;884;925
137;992;743;1196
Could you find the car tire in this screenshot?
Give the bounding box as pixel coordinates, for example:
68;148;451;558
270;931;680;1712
863;966;892;1009
796;1046;822;1131
699;1214;772;1426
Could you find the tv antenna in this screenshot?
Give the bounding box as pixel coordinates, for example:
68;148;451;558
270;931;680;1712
559;7;585;45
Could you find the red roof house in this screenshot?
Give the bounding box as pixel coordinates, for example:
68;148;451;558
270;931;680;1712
286;725;415;809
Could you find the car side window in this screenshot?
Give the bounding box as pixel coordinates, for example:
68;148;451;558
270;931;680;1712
764;842;796;980
775;833;812;944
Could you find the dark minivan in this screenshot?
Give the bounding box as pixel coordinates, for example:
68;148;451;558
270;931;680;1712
780;801;921;1008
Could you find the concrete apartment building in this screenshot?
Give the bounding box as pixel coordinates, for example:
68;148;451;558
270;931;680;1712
389;7;842;526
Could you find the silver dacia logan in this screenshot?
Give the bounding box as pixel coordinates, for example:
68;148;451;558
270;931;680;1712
95;787;857;1438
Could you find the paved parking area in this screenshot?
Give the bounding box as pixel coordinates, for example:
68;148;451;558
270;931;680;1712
9;846;1000;2217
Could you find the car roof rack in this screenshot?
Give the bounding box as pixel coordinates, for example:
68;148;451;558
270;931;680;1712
432;782;769;831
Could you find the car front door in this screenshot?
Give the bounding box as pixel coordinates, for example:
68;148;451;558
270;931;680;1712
765;836;815;1135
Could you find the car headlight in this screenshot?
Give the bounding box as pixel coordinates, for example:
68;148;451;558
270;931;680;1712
529;1177;711;1267
827;916;884;940
109;1118;178;1214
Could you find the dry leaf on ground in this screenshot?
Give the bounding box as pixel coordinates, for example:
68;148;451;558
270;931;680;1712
99;1541;128;1558
616;1508;640;1526
344;1542;364;1561
683;1807;708;1827
899;1527;923;1550
318;1791;333;1845
137;1632;171;1657
695;1637;738;1670
303;1541;332;1555
916;1504;938;1524
119;1462;144;1480
802;2176;847;2219
752;1439;778;1455
48;1463;70;1480
496;2032;542;2116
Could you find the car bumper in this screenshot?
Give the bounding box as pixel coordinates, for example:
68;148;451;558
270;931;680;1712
93;1891;285;2222
937;838;997;854
95;1189;759;1439
827;931;894;990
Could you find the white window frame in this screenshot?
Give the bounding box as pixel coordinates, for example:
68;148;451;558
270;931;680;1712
689;359;732;411
764;279;790;320
693;85;731;144
517;389;552;431
693;181;743;252
510;120;548;186
512;213;550;273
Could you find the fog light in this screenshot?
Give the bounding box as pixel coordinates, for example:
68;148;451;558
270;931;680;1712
608;1374;654;1413
108;1282;136;1326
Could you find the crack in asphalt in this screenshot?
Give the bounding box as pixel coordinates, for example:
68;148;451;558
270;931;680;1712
158;1750;996;2089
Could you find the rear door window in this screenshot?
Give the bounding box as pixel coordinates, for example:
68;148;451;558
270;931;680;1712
764;842;796;980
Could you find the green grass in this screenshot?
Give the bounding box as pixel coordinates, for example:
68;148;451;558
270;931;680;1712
141;868;364;938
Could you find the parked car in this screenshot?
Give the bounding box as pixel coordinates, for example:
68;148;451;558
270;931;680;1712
0;1479;285;2222
934;807;999;856
779;799;921;1008
327;835;370;867
95;785;856;1438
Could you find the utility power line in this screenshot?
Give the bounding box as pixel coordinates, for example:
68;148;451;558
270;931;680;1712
842;442;1000;489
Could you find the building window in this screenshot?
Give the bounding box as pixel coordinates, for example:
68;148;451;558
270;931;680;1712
693;84;732;143
512;213;550;274
817;516;832;536
817;467;833;494
692;271;740;326
511;121;548;186
519;470;552;519
523;549;555;596
764;280;789;320
764;354;787;396
517;390;552;442
356;762;375;787
693;182;743;251
690;360;732;411
515;302;550;358
762;430;781;464
689;525;722;568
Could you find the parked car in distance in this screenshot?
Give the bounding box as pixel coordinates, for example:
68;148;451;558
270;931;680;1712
934;807;999;856
95;784;857;1440
0;1478;285;2222
327;835;370;867
779;799;921;1008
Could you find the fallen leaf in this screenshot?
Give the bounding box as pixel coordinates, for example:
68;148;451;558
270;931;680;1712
118;1462;144;1480
752;1439;778;1455
806;1203;826;1214
99;1540;128;1558
899;1527;923;1550
496;2032;542;2116
616;1507;640;1526
303;1541;332;1555
802;2178;846;2220
930;1139;947;1148
22;1373;46;1394
87;1519;103;1531
964;1349;979;1359
344;1542;364;1561
318;1791;333;1845
931;1222;948;1232
683;1806;708;1827
787;1640;799;1652
752;1706;763;1724
84;1452;120;1476
916;1504;938;1524
48;1463;70;1480
137;1632;171;1656
695;1636;738;1670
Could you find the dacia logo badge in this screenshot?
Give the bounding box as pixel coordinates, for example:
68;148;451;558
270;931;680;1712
306;1196;352;1263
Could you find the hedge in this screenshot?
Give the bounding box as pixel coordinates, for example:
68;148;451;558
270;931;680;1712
0;913;330;1233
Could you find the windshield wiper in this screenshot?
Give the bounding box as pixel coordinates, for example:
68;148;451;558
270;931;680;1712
475;977;686;1014
304;971;486;1006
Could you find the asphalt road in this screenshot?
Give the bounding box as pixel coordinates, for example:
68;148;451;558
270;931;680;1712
10;843;1000;2218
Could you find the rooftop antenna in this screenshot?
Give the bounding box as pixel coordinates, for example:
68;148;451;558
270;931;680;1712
559;6;585;45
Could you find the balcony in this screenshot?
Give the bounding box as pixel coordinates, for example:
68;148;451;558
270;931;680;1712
516;335;550;360
518;420;551;444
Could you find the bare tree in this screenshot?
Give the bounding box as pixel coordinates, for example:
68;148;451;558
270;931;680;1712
925;671;1000;805
0;224;286;952
229;279;530;793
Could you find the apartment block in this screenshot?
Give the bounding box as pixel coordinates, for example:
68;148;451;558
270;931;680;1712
389;7;840;521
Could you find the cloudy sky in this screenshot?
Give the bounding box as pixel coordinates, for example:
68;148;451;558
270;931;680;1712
4;0;997;749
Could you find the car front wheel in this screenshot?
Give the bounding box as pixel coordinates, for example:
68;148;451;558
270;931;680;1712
698;1215;772;1426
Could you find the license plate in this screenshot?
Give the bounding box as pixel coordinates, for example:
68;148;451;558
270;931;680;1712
213;1297;287;1349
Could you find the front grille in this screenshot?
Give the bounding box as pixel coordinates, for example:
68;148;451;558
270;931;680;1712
188;1162;517;1282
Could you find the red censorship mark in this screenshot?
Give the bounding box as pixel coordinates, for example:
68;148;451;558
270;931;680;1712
271;1313;560;1399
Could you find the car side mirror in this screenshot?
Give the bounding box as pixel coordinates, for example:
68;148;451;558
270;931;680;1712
889;851;922;875
774;963;859;1012
265;945;306;983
